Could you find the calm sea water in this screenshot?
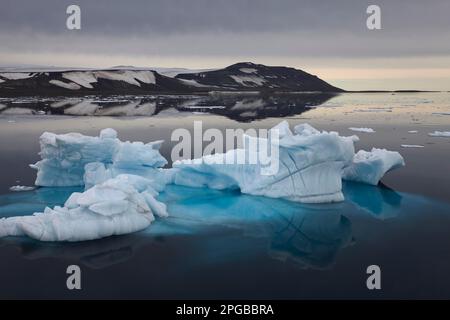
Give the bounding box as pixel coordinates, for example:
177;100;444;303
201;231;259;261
0;92;449;299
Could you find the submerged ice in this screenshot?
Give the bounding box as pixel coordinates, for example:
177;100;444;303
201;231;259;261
0;176;162;241
0;122;405;242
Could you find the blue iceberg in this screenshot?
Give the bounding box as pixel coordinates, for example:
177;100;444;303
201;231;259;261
0;122;405;242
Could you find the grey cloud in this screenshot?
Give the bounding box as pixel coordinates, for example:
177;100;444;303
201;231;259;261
1;0;449;35
0;0;450;60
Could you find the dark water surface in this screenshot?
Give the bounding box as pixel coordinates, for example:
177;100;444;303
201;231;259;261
0;92;449;299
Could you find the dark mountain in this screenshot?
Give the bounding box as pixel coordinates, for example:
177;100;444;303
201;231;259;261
0;69;195;97
176;62;343;92
0;63;343;97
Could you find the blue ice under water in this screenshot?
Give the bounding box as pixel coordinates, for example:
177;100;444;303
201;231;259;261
0;182;449;269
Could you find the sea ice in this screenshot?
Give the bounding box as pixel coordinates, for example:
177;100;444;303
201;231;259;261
342;148;405;185
348;127;375;133
171;121;359;203
428;131;450;137
0;121;406;242
0;175;165;241
401;144;424;148
31;128;167;187
9;185;36;192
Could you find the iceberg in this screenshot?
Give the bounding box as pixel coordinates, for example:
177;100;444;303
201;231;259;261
342;148;405;185
31;128;167;187
171;122;359;203
0;121;405;242
1;128;169;241
0;175;166;241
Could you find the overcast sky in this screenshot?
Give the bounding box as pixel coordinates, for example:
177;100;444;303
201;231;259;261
1;0;450;90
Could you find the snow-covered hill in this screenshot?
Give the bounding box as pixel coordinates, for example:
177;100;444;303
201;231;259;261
0;63;343;96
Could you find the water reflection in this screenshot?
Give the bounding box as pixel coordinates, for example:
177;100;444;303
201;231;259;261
0;93;336;122
0;182;409;270
343;181;403;219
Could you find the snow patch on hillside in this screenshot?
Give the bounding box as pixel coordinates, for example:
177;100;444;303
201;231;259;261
239;68;258;74
49;80;81;90
229;75;267;87
63;72;97;89
0;73;34;80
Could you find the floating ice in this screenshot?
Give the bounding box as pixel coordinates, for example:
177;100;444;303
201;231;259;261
0;121;406;242
428;131;450;137
171;121;359;203
342;148;405;185
0;175;165;241
348;127;375;133
9;185;36;192
432;112;450;116
401;144;424;148
408;130;418;134
31;128;167;187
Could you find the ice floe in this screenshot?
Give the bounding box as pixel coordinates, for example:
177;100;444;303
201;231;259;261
9;185;36;192
342;148;405;185
30;128;167;187
428;131;450;137
0;175;162;241
348;127;375;133
0;121;405;242
401;144;424;148
171;122;359;203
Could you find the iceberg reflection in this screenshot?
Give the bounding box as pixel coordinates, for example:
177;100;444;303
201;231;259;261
0;181;431;270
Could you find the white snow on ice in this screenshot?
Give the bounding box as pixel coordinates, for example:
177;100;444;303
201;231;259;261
401;144;424;148
0;122;405;242
9;185;36;192
342;148;405;185
348;127;375;133
428;131;450;137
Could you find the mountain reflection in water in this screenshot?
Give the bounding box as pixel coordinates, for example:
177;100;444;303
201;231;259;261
0;93;336;122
